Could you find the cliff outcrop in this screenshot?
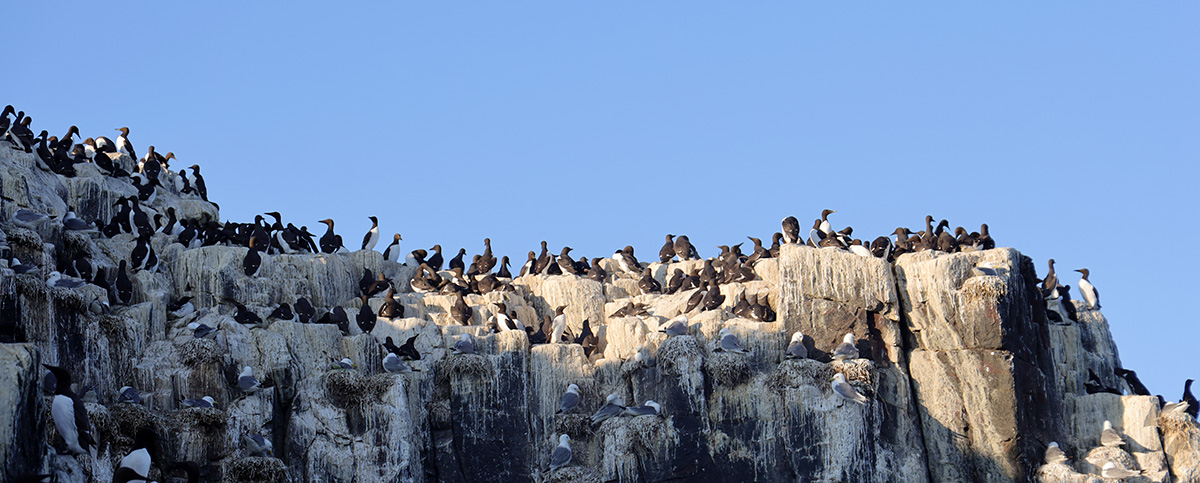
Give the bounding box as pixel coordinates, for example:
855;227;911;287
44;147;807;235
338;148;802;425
0;143;1195;482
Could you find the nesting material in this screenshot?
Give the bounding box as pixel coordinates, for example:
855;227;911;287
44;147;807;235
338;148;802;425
766;359;832;390
429;400;452;430
176;407;226;426
83;402;115;453
109;403;156;437
704;351;751;388
829;360;875;384
1159;410;1200;482
554;414;594;439
224;456;289;483
444;353;494;379
540;465;602;483
1033;462;1092;483
177;338;221;366
1084;445;1138;474
657;336;703;376
960;275;1006;299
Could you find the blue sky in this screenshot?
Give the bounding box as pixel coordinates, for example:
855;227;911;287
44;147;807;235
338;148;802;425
7;4;1197;396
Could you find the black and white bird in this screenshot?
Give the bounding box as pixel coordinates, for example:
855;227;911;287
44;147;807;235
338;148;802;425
831;373;869;405
317;218;343;254
238;366;261;394
43;365;95;456
832;333;859;361
557;384;581;414
785;331;808;359
361;216;380;251
781;216;801;244
1076;268;1100;309
549;434;573;471
383;234;403;262
117;427;158;483
243;238;262;277
115;127;137;159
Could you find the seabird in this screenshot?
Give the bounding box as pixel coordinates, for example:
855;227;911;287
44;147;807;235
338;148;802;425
638;267;662;294
361;216;380;251
618;246;643;274
187;322;218;339
317;219;343;254
849;240;872;257
497;256;513;279
659;234;676;263
1040;259;1058;299
243;238;262;277
335;358;356;370
452;333;475;355
378;287;403;320
356;296;377;333
621;400;662;417
1115;368;1151;396
46;271;86;289
700;281;725;311
269;302;295;322
61;210;93;232
115;127;137;159
294;298;316;323
1043;442;1067;464
233;302;263;326
557;247;577;275
119;386;143;404
383;352;418;373
550;306;567;343
1183;379;1198;419
113;467;150;483
493;303;522;332
182;396;216;408
1100;462;1143;479
8;257;37;275
785;331;808;359
243;433;273;457
557;384;581;414
115;260;133;304
427;245;444;271
1076;268;1100;309
674;235;699;261
13;209;50;228
831;373;869;405
43;365;95;456
549;434;572;471
659;316;688;336
818;209;836;236
383;234;403;262
450;292;471;325
1100;420;1124;447
117;427;157;483
590;393;626;424
973;261;999;277
781;216;801;244
397;334;421;360
833;333;859;361
448;248;467;272
716;328;749;354
238;366;261;394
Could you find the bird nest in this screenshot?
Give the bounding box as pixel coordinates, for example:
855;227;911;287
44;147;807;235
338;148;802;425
4;227;42;249
704;351;751;388
539;466;602;483
829;360;875;384
323;370;392;406
177;338;221;366
108;403;157;437
223;456;289;483
1159;409;1200;436
766;359;833;390
49;286;90;313
656;336;703;376
1084;445;1138;472
443;353;494;379
554;414;594;439
175;407;227;427
961;275;1006;299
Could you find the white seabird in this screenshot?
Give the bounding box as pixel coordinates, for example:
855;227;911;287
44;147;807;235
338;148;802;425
621;400;662;417
452;333;475;355
62;211;94;232
243;433;273;457
238;366;261;394
549;434;572;471
590;393;626;424
117;427;156;483
1101;461;1142;478
785;331;808;359
550;310;567;343
383;352;416;373
716;328;749;354
1044;442;1067;464
335;358;355;370
832;333;859;361
557;384;581;414
973;261;999;277
1076;268;1101;309
831;373;869;405
46;271;85;289
1100;420;1124;447
187;322;217;339
659;316;688;336
182;396;216;408
119;386;142;404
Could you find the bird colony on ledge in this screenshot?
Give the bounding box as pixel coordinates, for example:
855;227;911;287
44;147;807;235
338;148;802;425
1;105;1198;483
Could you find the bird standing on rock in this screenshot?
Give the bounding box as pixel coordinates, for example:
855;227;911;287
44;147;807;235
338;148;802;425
318;219;343;254
361;216;380;251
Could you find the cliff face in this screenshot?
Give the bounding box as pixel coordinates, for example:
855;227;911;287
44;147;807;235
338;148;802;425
0;145;1197;483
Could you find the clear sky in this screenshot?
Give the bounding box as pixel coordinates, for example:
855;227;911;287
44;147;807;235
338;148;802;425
7;4;1197;396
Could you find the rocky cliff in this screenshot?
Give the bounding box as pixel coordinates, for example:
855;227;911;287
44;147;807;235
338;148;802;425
0;143;1197;482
